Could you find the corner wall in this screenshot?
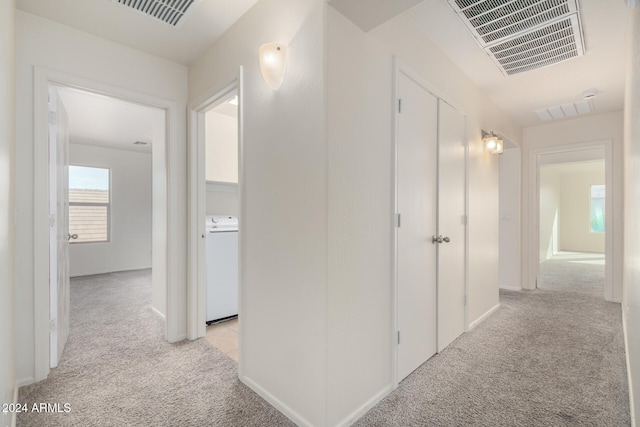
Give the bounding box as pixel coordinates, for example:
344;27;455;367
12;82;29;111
15;11;188;384
499;147;522;290
327;6;522;425
0;0;16;423
189;0;328;425
68;144;152;277
623;6;640;425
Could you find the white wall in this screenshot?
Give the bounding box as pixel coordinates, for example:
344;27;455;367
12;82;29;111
189;0;328;425
522;112;624;301
623;5;640;424
559;169;605;253
206;184;239;217
327;6;522;426
205;111;238;183
68;144;152;277
539;167;560;260
0;0;16;424
15;11;188;384
499;147;521;290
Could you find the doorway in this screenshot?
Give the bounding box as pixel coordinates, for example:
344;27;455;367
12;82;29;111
34;68;178;382
393;63;467;384
187;73;243;360
526;142;615;301
538;157;606;297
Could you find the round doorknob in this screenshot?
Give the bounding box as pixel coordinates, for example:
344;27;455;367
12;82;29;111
443;236;450;243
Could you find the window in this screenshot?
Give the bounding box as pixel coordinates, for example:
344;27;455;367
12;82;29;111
590;184;605;233
68;166;110;243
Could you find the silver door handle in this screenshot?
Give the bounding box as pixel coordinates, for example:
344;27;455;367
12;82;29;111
432;235;450;244
68;233;78;241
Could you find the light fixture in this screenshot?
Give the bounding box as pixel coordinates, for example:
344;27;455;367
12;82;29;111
259;43;287;90
483;131;503;154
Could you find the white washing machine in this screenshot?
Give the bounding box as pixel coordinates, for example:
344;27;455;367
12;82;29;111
206;215;238;323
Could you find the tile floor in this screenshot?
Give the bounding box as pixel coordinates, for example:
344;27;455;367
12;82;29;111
204;317;238;362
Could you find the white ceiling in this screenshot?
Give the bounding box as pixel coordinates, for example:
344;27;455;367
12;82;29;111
57;87;164;153
19;0;631;129
541;159;605;174
17;0;259;65
410;0;630;127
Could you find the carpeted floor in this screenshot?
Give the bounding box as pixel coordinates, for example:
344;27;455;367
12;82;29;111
17;269;295;427
18;254;630;426
356;252;629;426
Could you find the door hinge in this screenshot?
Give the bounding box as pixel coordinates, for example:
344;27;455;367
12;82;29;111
462;214;468;225
49;214;56;227
49;318;56;332
48;111;57;126
398;99;402;113
397;330;401;344
464;295;467;306
396;213;401;228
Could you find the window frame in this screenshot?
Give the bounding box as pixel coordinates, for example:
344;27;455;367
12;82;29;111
589;184;605;234
68;164;112;244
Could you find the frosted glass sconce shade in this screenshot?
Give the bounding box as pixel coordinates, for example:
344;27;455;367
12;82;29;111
483;131;504;154
259;43;287;90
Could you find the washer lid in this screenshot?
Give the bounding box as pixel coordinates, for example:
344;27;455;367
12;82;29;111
206;215;238;231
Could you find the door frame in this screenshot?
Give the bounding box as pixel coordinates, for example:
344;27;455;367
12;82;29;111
525;139;615;300
186;67;243;370
33;67;179;382
391;58;469;387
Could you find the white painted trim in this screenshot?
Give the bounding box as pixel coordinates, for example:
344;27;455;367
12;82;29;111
69;266;152;279
468;303;500;331
206;181;238;193
334;385;394;427
499;285;522;291
151;306;166;321
239;374;314;427
10;383;18;427
623;305;637;427
33;67;178;382
525;140;616;301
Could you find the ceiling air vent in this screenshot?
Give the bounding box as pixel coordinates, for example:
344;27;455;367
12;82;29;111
447;0;585;76
111;0;200;28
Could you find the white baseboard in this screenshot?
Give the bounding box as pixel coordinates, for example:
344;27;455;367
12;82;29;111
623;305;636;427
499;285;522;291
15;377;34;388
239;374;314;427
334;384;393;427
468;303;500;331
150;306;166;321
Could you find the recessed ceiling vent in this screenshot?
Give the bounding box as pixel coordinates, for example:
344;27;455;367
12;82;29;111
112;0;200;28
447;0;585;76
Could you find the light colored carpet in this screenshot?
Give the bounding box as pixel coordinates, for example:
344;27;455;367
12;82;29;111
356;253;629;426
17;269;295;427
18;255;629;426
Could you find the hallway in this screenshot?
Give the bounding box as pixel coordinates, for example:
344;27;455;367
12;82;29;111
357;253;629;426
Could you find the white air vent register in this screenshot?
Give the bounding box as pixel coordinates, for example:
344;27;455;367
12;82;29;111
447;0;585;75
111;0;200;28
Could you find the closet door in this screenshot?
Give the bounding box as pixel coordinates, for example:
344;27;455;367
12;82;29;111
437;100;467;351
396;72;438;382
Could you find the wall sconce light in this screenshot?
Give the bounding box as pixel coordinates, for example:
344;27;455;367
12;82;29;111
259;43;287;90
483;131;504;154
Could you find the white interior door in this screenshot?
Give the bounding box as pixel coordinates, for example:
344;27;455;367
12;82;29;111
436;100;467;351
49;87;70;368
396;73;438;382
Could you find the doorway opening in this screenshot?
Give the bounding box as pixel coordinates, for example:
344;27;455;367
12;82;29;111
527;142;615;302
187;72;243;367
34;67;179;382
538;157;606;298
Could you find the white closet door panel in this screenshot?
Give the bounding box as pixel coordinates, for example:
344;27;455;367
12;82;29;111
396;73;438;382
